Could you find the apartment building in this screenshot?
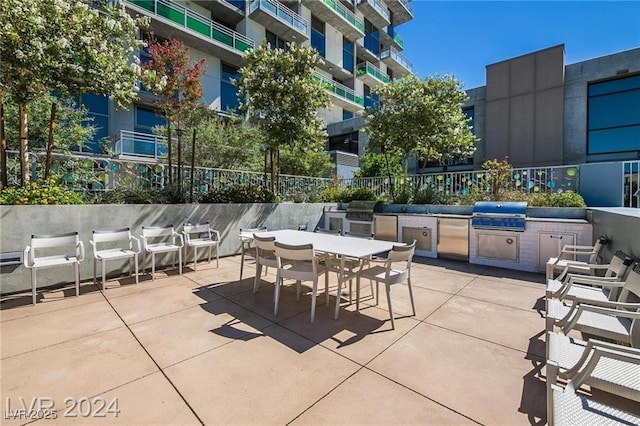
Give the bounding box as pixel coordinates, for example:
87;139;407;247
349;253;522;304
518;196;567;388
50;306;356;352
75;0;414;163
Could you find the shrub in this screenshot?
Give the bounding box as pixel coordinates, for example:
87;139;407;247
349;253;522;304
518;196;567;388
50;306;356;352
97;186;160;204
529;191;586;207
412;184;451;205
201;184;278;203
0;180;87;205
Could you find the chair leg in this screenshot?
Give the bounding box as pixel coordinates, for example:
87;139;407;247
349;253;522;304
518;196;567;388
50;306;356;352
310;280;317;323
240;243;245;281
253;263;262;294
334;274;343;320
407;278;416;317
129;257;133;277
324;273;329;307
178;249;182;275
216;245;219;268
355;276;361;314
134;254;139;285
102;260;106;291
208;245;212;264
93;258;97;285
386;283;395;330
193;246;198;272
274;272;281;316
75;263;80;297
295;280;301;302
31;269;37;306
151;253;156;280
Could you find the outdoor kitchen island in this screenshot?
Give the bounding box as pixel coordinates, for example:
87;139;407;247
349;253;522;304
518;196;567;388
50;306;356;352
322;205;593;274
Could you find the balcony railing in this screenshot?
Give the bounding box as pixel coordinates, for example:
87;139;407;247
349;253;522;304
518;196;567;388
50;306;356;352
125;0;255;53
358;0;389;22
314;73;364;107
380;46;413;73
322;0;365;33
356;62;389;84
248;0;308;35
113;130;168;160
399;0;413;14
392;32;403;49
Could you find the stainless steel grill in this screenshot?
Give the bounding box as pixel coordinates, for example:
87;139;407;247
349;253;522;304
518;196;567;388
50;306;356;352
471;201;527;231
345;200;383;222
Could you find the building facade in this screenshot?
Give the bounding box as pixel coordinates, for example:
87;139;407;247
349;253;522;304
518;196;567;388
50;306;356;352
75;0;415;163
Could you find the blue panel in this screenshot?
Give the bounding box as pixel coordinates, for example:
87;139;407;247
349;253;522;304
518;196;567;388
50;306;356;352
135;107;166;133
588;126;640;154
311;30;325;57
589;74;640;96
82;94;109;115
221;82;239;112
364;32;379;54
589;90;640;130
342;111;354;120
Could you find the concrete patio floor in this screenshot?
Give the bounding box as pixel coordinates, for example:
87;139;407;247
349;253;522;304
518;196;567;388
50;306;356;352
1;255;548;425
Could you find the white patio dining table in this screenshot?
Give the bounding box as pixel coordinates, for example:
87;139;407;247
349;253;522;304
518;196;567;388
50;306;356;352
239;229;404;319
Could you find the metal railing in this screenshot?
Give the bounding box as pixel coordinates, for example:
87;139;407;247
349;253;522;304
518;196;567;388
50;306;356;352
358;0;389;22
341;165;583;199
248;0;308;35
314;73;364;107
321;0;365;33
380;46;413;73
113;131;168;160
356;62;389;84
398;0;413;15
623;160;640;207
125;0;255;53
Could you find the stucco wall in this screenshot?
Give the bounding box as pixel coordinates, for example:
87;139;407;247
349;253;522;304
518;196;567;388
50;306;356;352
0;203;331;295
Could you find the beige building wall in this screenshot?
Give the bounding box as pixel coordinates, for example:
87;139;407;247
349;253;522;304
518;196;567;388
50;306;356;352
485;45;565;167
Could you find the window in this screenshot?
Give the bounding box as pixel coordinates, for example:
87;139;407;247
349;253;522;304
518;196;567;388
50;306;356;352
387;68;394;81
266;30;285;50
588;74;640;155
463;107;475;135
329;132;359;154
364;84;378;110
72;94;109;154
343;38;354;72
221;63;241;113
342;111;354;120
134;106;166;134
363;18;379;55
311;15;325;58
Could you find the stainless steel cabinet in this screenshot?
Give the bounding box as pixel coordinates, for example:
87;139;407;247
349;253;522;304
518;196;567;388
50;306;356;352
477;233;519;262
538;232;576;270
374;215;398;241
437;217;469;260
402;227;432;251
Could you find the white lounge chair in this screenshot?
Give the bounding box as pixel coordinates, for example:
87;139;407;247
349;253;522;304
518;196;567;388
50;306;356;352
547;345;640;425
23;232;85;305
546;235;609;281
355;240;417;329
182;222;220;271
546;263;640;333
90;227;140;290
140;225;184;280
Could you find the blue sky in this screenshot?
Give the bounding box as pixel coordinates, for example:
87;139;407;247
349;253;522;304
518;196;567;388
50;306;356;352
400;1;640;89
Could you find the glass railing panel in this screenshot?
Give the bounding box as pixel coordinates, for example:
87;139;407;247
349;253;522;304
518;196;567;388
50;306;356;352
393;33;403;49
157;1;184;25
323;0;364;33
187;15;211;38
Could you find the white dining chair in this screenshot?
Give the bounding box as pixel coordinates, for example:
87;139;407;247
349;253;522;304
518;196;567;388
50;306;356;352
252;234;278;294
182;222;220;271
90;227;140;290
140;225;184;280
239;226;267;281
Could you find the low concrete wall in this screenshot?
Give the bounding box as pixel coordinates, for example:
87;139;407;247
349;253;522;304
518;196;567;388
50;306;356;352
590;208;640;262
0;203;332;295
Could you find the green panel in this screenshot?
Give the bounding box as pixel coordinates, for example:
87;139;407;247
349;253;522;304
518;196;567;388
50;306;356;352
355;96;364;106
157;3;184;25
187;16;210;38
236;40;252;53
129;0;154;12
213;28;233;48
393;34;404;49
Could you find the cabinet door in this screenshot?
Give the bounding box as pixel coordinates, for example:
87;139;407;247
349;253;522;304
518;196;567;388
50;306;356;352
538;232;576;270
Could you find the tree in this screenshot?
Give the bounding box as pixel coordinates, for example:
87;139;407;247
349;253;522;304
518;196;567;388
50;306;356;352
355;148;404;178
364;74;476;176
278;144;333;177
142;37;206;190
0;0;148;185
237;41;330;192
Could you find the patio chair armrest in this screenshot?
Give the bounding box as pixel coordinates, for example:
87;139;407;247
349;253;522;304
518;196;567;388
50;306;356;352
23;246;34;268
567;276;622;287
560;245;597;254
76;241;85;262
89;240;98;258
568;346;640;393
181;231;191;245
211;229;221;243
174;232;184;248
562;338;640;378
140;235;148;250
130;236;141;253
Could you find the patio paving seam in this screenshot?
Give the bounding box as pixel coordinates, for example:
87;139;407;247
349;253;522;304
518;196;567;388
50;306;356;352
0;295;105;323
97;287;207;426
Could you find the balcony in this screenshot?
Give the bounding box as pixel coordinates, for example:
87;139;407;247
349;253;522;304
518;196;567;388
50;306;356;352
113;130;167;160
124;0;255;67
356;61;389;87
304;0;365;42
380;46;412;76
379;25;403;50
248;0;309;42
386;0;413;25
315;73;364;112
356;0;390;29
192;0;245;25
